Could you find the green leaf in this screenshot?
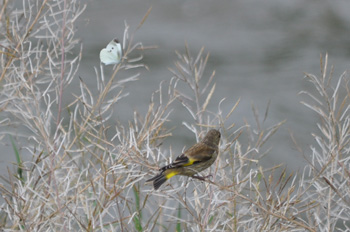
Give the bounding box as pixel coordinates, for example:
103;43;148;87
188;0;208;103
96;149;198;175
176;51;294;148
176;204;181;232
133;185;142;231
9;135;24;183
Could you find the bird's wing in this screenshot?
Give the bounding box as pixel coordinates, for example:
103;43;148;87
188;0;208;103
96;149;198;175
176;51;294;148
159;154;188;171
184;143;216;163
160;143;215;171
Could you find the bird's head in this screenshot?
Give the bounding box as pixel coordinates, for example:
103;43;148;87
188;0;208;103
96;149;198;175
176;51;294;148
202;129;221;146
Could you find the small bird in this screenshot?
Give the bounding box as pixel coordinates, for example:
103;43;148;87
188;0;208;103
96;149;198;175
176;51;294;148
146;129;221;190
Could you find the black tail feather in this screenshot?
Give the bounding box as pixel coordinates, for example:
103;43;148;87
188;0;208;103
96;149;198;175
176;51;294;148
146;173;167;190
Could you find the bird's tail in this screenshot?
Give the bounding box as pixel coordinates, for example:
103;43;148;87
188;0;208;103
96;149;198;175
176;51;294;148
146;170;178;190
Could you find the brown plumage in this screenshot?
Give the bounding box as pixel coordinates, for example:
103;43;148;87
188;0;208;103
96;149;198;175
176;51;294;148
146;129;221;190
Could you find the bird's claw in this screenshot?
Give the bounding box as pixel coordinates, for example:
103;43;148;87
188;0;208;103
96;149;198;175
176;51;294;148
192;174;212;181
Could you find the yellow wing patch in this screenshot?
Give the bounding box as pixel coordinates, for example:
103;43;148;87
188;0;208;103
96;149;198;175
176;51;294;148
165;171;179;179
182;158;196;167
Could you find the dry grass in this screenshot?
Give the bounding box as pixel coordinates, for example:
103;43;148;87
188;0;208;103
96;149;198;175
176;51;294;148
1;1;350;231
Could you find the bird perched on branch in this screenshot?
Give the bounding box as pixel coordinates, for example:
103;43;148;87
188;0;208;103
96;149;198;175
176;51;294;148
146;129;221;190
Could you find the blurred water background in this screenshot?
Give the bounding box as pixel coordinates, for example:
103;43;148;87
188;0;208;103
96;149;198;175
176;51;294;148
2;0;350;177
